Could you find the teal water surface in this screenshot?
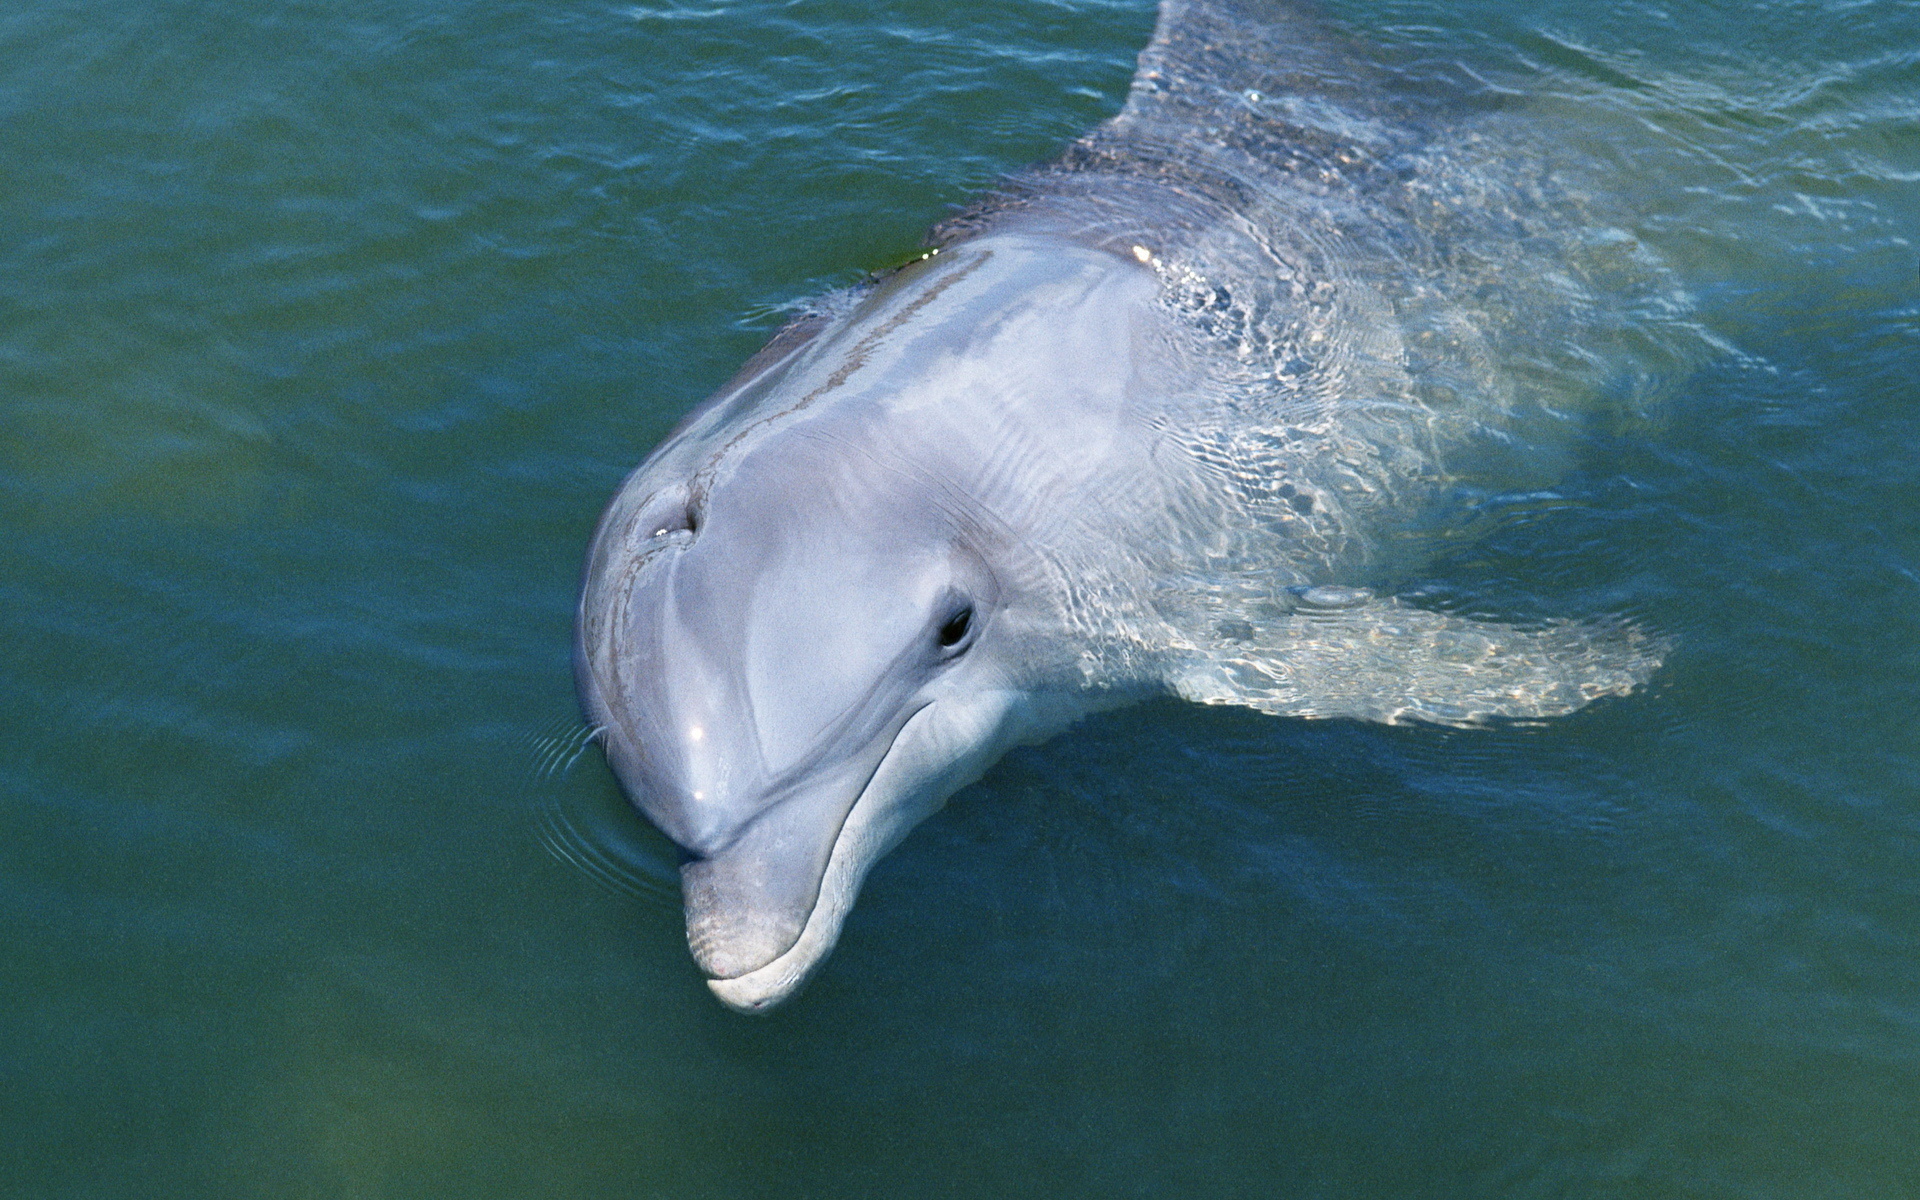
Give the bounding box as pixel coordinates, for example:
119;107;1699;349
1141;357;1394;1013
4;0;1920;1196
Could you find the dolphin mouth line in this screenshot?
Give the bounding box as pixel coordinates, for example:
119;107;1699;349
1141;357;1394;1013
699;704;929;1012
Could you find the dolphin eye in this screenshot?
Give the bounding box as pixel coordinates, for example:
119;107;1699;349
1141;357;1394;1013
937;605;974;651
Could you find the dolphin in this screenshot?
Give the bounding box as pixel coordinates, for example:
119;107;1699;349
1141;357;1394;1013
577;0;1684;1012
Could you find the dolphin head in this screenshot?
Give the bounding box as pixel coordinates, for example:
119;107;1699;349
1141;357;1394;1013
578;232;1166;1010
577;427;1049;1012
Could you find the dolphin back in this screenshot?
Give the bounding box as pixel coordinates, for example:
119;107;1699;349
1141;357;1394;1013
917;0;1707;723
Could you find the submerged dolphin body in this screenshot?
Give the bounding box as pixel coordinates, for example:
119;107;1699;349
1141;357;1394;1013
578;0;1684;1011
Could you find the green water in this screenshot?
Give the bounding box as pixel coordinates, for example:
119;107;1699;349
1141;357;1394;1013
4;0;1918;1195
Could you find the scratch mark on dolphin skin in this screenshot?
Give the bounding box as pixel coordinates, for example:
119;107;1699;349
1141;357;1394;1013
794;424;1024;561
685;250;994;511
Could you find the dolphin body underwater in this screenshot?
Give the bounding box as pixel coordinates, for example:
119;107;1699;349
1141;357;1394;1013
578;0;1686;1012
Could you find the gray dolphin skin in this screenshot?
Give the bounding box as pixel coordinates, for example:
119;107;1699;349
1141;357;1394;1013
577;0;1687;1012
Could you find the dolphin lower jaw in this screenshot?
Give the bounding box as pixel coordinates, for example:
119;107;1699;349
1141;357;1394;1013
680;858;807;981
701;688;1092;1013
677;748;885;981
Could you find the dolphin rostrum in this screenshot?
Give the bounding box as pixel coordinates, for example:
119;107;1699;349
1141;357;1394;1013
577;0;1685;1011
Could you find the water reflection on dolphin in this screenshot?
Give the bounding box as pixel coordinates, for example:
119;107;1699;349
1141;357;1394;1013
577;0;1694;1011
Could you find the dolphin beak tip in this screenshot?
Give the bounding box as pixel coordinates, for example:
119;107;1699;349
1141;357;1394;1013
705;961;812;1014
698;896;847;1014
705;975;785;1014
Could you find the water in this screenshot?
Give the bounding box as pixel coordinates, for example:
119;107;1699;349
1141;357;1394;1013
2;0;1916;1194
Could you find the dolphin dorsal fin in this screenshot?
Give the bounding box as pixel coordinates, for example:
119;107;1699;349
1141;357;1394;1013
1125;0;1366;107
1102;0;1516;186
